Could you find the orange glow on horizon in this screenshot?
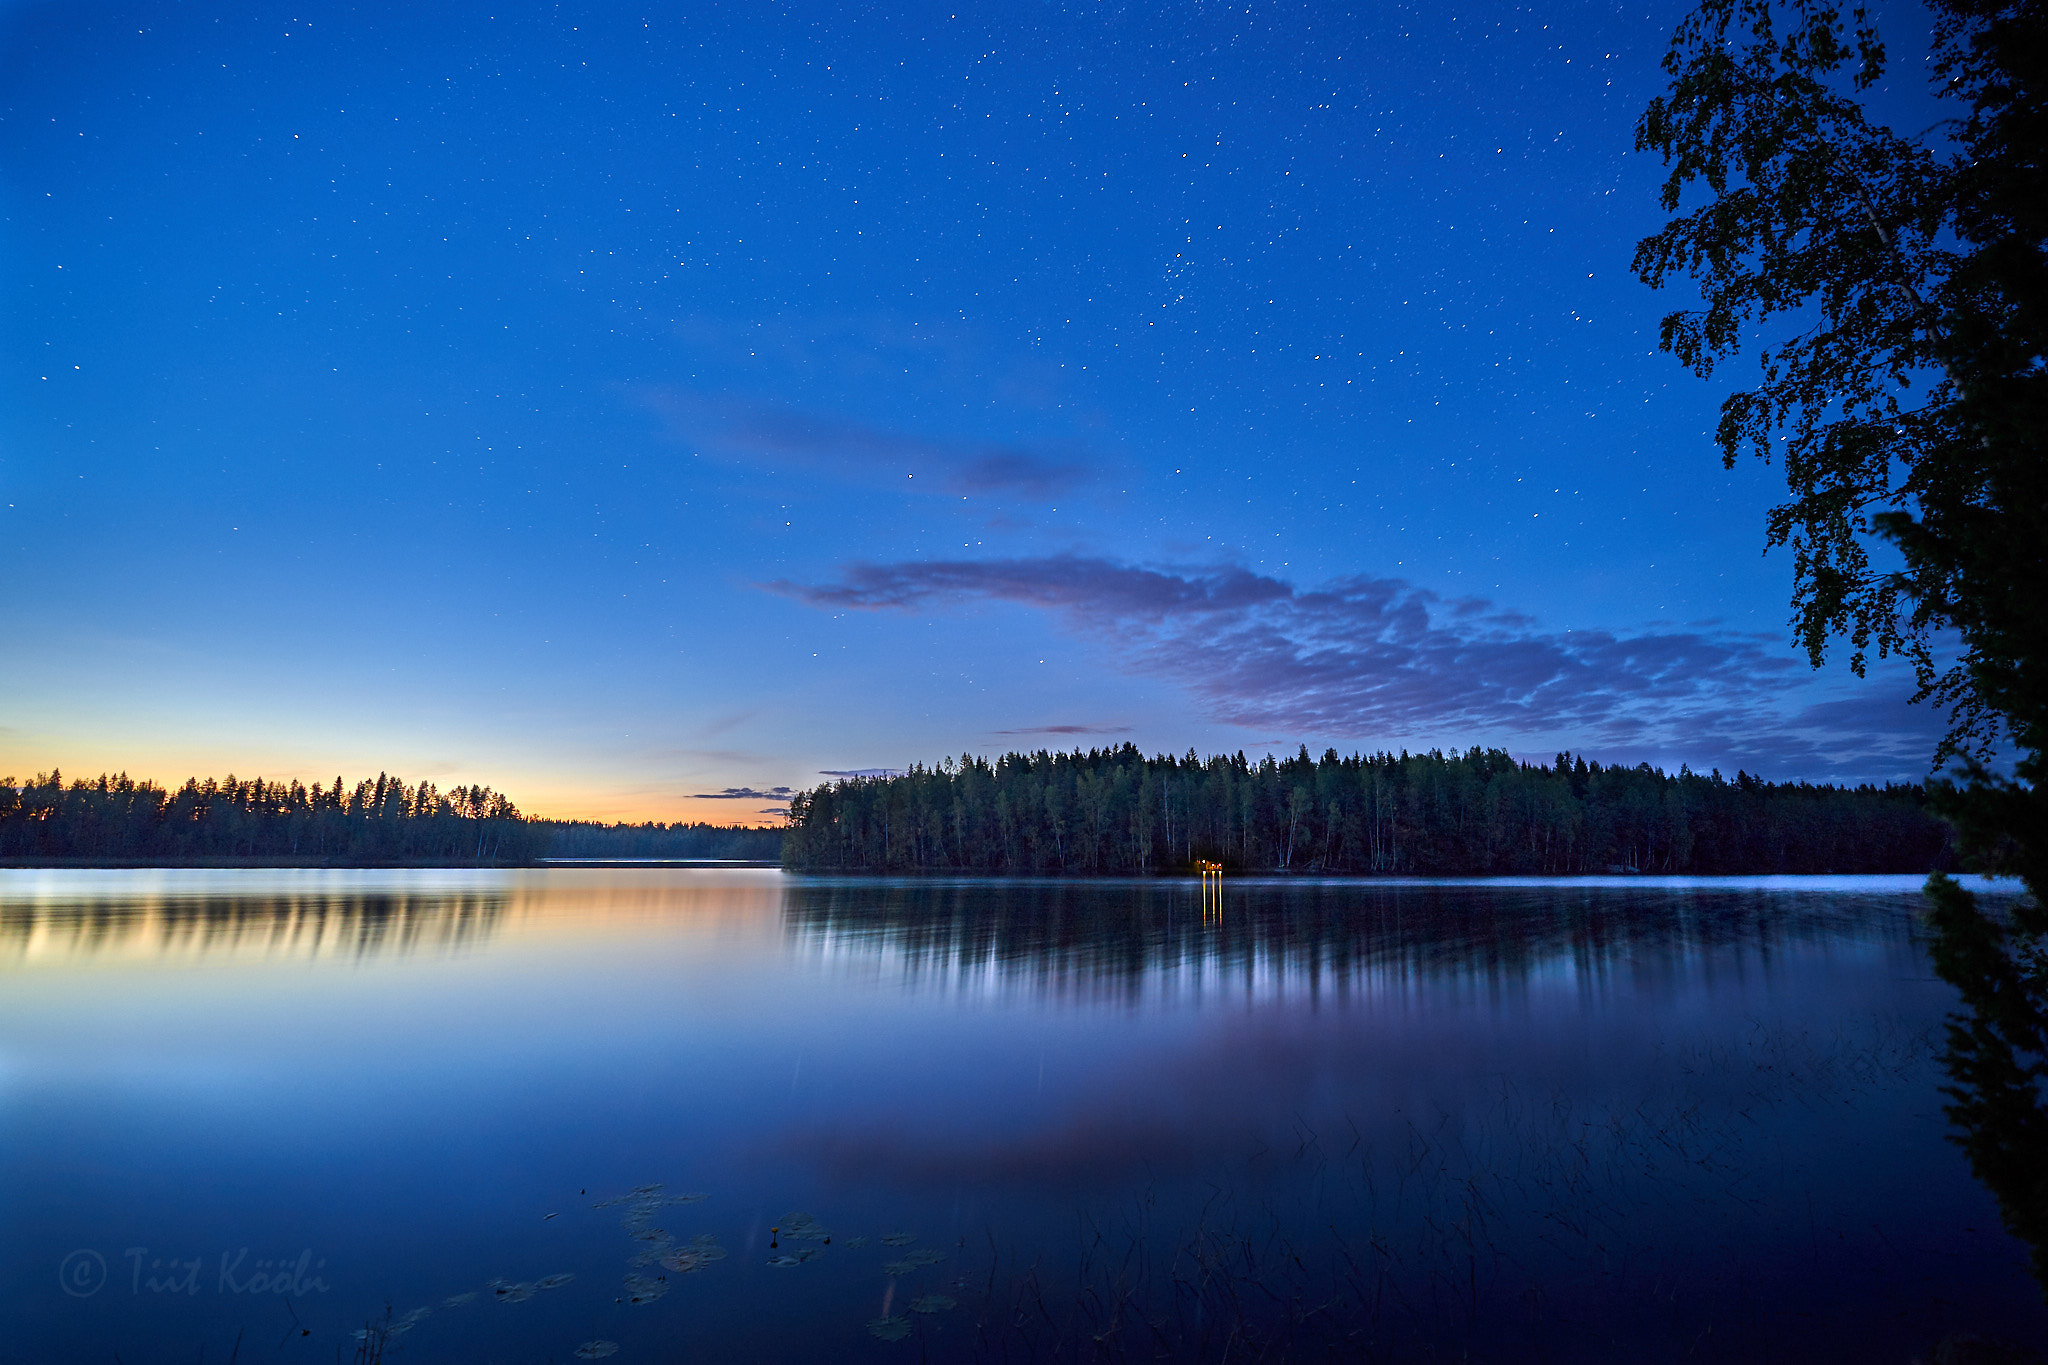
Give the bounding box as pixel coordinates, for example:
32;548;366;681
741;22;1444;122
0;748;793;830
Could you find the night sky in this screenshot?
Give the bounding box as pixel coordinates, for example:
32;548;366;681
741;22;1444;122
1;0;1948;821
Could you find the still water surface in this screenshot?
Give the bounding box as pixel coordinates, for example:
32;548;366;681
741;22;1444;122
1;869;2040;1361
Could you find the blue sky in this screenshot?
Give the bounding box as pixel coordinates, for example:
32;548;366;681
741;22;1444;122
0;0;1949;821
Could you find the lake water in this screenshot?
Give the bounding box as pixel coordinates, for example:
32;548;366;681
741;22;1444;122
1;869;2041;1362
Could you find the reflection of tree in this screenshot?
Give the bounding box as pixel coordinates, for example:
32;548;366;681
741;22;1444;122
0;889;507;963
783;880;1908;1004
1926;873;2048;1300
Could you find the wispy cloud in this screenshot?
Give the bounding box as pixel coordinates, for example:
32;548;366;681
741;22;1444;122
692;785;793;800
994;724;1134;737
819;768;907;779
769;555;1943;779
645;392;1091;502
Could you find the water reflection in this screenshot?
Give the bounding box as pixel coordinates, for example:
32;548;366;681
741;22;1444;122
784;876;1934;1006
0;871;507;964
1926;872;2048;1304
5;870;2041;1362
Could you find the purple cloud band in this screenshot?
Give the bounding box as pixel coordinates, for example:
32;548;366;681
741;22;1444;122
769;555;1943;779
994;724;1135;737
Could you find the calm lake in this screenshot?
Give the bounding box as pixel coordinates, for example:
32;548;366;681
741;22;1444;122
1;869;2041;1362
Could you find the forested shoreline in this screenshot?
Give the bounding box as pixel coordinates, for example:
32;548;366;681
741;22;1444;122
0;771;778;865
3;751;1959;875
784;746;1956;876
540;819;782;861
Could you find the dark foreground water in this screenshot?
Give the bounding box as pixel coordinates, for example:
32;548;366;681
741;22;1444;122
0;870;2040;1363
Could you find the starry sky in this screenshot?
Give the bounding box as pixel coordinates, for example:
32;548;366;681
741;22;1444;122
0;0;1950;822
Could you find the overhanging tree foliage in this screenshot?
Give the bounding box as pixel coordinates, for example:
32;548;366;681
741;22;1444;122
1637;0;2045;1296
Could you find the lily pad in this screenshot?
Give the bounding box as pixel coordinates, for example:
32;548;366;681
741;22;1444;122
441;1292;477;1308
661;1244;727;1273
884;1249;946;1275
489;1279;535;1304
866;1315;914;1342
878;1232;916;1246
780;1212;829;1241
766;1247;819;1267
593;1184;664;1209
621;1273;669;1304
910;1294;956;1314
535;1273;576;1290
842;1236;871;1249
629;1241;674;1267
575;1343;619;1360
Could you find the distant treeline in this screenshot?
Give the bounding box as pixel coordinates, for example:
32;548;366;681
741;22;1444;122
538;820;782;861
0;771;544;863
0;771;778;865
783;746;1956;876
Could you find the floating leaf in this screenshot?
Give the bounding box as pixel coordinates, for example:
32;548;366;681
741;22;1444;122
668;1192;708;1205
575;1343;619;1360
842;1236;871;1249
766;1246;820;1267
661;1244;727;1274
884;1248;947;1274
441;1292;477;1308
535;1273;575;1290
622;1273;669;1303
629;1242;674;1268
878;1232;916;1247
781;1212;830;1241
489;1279;535;1304
910;1294;956;1314
867;1315;913;1342
593;1184;663;1209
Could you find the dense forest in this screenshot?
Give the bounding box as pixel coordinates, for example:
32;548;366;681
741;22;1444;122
0;771;778;865
4;751;1957;874
541;819;782;861
0;770;546;863
783;745;1956;876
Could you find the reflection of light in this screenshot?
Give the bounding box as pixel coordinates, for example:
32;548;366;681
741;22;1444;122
0;887;506;966
782;876;1967;1012
0;868;789;969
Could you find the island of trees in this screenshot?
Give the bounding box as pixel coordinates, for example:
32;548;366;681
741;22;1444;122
783;745;1954;876
0;771;780;865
